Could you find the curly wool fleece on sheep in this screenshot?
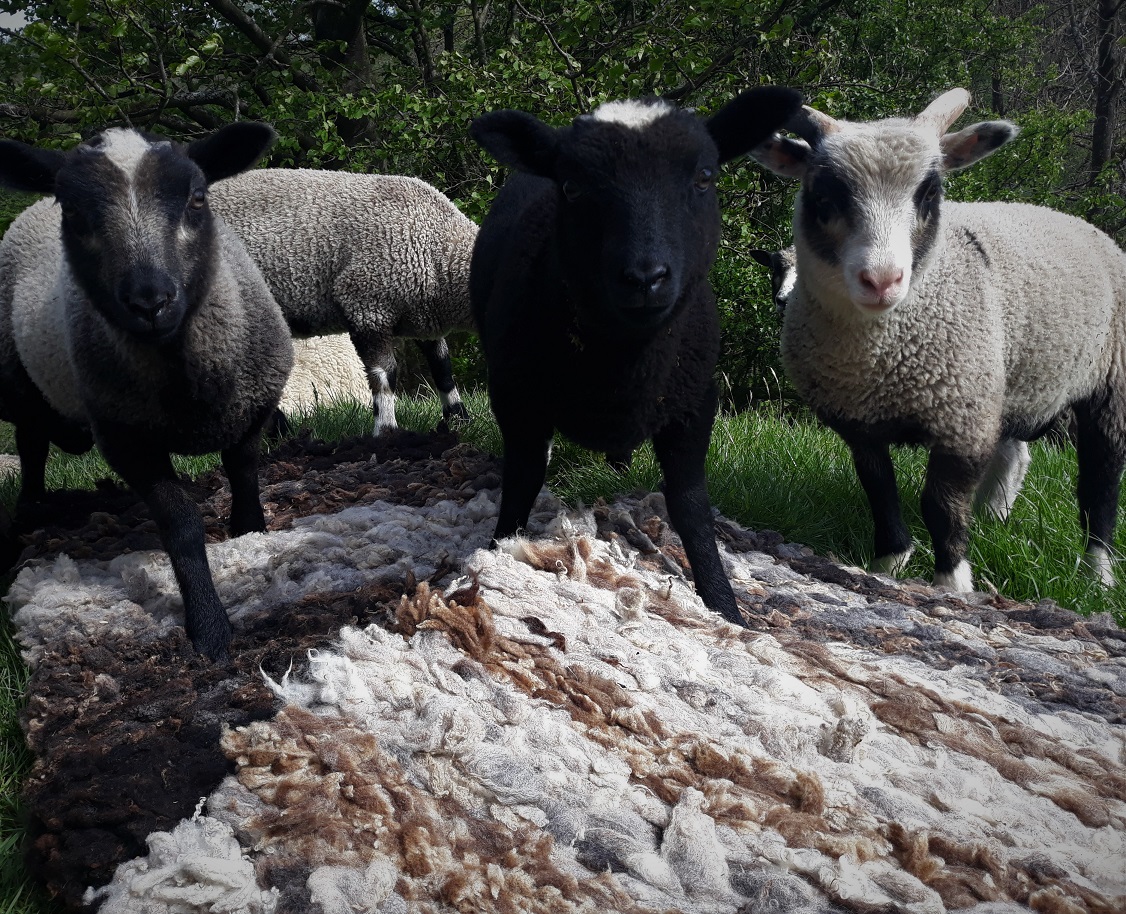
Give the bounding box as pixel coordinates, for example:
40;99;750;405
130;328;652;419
208;169;479;434
752;89;1126;592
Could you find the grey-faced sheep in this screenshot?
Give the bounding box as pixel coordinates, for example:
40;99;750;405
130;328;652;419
206;169;478;435
749;245;796;314
0;123;294;660
751;88;1126;591
469;87;803;627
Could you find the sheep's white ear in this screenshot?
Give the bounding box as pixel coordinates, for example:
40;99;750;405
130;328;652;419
749;135;810;179
0;140;66;194
916;88;971;134
706;86;802;164
187;122;276;185
471;110;560;177
940;121;1019;172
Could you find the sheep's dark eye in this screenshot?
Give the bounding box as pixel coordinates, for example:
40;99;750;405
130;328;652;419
694;168;714;192
188;188;207;210
562;180;584;202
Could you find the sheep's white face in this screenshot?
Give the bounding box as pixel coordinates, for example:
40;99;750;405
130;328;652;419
797;123;944;315
54;128;213;343
750;90;1019;319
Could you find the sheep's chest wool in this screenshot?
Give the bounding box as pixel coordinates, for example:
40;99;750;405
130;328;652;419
6;433;1125;914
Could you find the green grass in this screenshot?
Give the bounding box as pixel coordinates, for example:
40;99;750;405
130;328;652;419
0;388;1122;911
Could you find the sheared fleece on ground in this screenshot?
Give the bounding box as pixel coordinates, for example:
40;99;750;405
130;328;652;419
4;431;1125;914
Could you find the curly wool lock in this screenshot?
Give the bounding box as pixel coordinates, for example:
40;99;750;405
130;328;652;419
208;168;479;434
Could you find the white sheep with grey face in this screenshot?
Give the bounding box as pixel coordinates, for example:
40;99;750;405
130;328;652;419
752;89;1126;593
207;169;479;436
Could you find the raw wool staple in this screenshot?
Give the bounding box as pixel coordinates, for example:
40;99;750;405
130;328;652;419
6;435;1125;913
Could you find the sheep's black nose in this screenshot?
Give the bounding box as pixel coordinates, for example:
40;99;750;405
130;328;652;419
117;275;177;320
623;263;670;296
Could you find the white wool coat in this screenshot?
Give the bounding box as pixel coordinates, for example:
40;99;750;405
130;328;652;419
783;201;1126;458
207;168;478;342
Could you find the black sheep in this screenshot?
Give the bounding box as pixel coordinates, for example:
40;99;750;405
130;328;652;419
469;88;802;626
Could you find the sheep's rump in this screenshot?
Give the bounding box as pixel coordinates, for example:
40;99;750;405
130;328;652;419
7;431;1125;914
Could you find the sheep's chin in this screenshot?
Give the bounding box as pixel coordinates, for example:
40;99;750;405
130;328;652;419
853;297;900;316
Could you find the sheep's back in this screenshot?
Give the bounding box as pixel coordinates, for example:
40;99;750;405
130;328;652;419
209;169;478;338
946;202;1126;418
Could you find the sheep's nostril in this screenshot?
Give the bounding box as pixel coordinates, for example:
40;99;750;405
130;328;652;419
624;264;670;294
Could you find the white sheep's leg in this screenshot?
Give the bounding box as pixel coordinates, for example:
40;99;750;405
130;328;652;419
843;436;913;577
350;332;399;435
973;438;1031;521
921;450;989;593
414;338;469;423
1083;547;1115;586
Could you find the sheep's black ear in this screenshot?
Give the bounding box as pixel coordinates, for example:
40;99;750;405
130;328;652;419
706;86;803;164
0;140;66;194
749;249;775;269
187;122;277;184
470;110;560;177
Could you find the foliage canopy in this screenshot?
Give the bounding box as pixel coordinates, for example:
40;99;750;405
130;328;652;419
0;0;1122;400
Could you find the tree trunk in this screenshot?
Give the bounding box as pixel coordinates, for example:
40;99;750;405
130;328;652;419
313;0;379;156
1090;0;1124;184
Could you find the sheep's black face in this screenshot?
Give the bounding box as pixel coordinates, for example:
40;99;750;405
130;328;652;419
53;130;214;344
556;105;722;337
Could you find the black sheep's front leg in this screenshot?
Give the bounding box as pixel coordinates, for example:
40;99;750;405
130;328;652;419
922;449;989;591
651;398;742;627
493;421;553;543
842;435;913;575
97;427;231;661
222;421;268;537
415;338;469;424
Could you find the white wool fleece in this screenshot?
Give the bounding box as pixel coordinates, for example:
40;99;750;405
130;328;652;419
208;169;478;341
784;201;1126;460
279;335;370;415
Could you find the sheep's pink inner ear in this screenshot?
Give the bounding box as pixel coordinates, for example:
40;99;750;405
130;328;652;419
940;121;1019;172
749;136;810;179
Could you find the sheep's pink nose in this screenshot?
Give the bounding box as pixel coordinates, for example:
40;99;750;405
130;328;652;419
859;268;904;298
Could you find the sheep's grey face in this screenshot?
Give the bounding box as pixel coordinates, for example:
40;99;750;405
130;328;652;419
54;128;213;343
797;123;943;315
556;106;723;336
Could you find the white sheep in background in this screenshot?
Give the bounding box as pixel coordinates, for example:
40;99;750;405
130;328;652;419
277;334;370;418
208;169;478;435
751;88;1126;592
0;124;293;660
